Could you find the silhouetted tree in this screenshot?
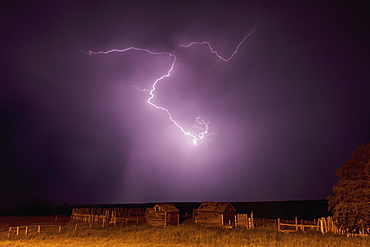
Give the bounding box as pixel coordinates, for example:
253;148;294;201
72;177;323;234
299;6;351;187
328;144;370;230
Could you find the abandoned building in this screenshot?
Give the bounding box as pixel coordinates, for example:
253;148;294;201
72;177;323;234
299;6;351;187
146;203;180;227
194;201;236;226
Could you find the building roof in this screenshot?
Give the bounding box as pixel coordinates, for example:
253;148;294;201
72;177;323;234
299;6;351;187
197;201;236;213
155;203;180;212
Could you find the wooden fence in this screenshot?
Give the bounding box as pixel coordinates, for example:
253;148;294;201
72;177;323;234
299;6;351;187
70;207;146;227
317;217;370;237
277;217;318;233
254;218;278;227
8;225;62;238
277;216;369;237
235;212;254;229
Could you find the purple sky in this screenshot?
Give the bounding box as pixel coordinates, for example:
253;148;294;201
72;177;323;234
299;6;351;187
1;0;369;208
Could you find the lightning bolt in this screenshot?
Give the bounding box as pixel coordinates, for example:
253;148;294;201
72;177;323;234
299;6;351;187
88;27;255;145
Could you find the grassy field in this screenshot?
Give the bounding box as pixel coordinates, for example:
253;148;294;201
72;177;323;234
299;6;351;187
0;218;369;247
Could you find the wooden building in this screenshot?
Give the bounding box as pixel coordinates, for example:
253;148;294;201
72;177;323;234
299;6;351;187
146;203;180;227
194;201;236;226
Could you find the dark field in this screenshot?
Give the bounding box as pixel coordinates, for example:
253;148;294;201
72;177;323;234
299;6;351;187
1;215;370;247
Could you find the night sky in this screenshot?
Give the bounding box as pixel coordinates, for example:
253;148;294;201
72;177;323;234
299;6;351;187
1;0;369;209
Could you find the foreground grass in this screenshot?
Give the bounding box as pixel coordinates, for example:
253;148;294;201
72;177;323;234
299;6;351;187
1;224;369;247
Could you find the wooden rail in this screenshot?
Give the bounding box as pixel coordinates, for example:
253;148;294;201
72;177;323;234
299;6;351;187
278;217;369;236
277;218;318;233
70;207;146;227
8;225;62;238
235;213;254;229
317;217;369;236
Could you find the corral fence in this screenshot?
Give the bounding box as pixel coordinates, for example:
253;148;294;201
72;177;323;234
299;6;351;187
317;217;370;237
254;218;279;227
277;217;318;233
277;216;370;237
8;225;62;238
70;207;146;227
235;213;254;229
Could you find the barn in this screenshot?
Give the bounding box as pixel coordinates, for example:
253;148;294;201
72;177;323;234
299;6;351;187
146;203;180;227
194;201;236;226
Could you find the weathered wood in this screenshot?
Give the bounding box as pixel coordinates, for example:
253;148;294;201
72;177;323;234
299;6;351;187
195;202;236;227
70;207;146;226
146;204;180;227
8;225;62;237
235;213;254;229
295;217;298;231
278;217;322;233
251;211;254;228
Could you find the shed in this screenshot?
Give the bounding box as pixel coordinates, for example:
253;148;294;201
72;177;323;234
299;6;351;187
146;203;180;227
194;201;236;226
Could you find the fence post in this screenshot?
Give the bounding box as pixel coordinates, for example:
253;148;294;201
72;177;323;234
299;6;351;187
277;218;281;232
25;226;28;236
58;226;62;233
16;227;19;236
295;217;298;232
70;209;74;222
38;225;41;233
251;211;254;229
